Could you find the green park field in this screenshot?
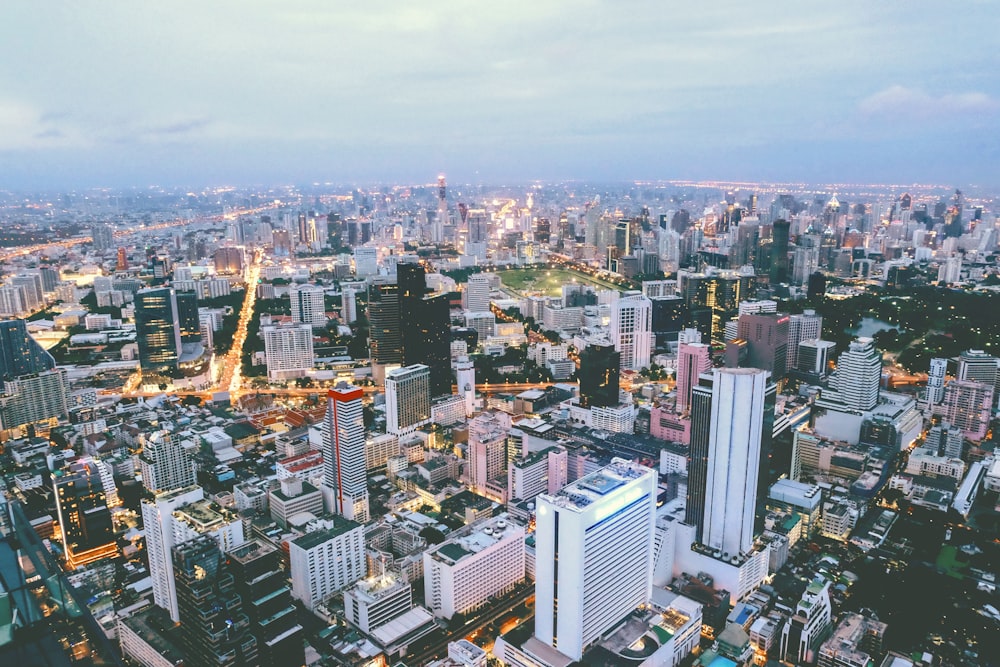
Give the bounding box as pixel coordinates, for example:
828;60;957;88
495;268;627;297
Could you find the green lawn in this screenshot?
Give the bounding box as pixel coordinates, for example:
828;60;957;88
496;268;626;296
935;545;965;579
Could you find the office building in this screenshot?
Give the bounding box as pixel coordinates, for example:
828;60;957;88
829;338;882;411
534;458;657;661
213;246;245;275
263;323;315;382
456;355;476;417
53;459;117;568
676;342;711;414
578;341;620;408
464;311;496;344
816;612;886;667
926;357;948;405
344;571;414;635
957;349;998;392
399;264;453;395
0;318;56;381
91;223;115;250
226;540;304;667
735;312;789;378
289;284;327;327
323;383;369;522
787;310;823;370
135;287;183;380
686;368;775;558
464;273;492;312
268;477;324;528
367;278;402;382
936;379;994;440
385;365;432;436
1;368;69;432
770;219;790;284
354;247;378;277
140;429;196;493
174;535;258;667
289;518;366;610
781;578;833;665
424;514;525;620
798;339;836;377
611;292;653;371
468;411;510;495
142;485;205;621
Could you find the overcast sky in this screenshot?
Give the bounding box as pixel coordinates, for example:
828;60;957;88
2;1;998;189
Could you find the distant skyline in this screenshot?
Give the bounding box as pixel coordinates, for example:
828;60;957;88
2;1;999;189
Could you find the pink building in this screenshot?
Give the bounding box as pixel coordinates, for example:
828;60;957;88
937;380;994;441
676;342;712;414
651;406;691;445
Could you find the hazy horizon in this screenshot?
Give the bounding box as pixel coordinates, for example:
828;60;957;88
3;1;999;189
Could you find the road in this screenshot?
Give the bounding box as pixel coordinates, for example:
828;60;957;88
215;253;261;397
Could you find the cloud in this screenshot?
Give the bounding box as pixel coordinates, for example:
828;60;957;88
859;85;1000;118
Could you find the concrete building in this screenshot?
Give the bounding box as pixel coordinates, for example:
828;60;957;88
424;514;525;620
816;612;886;667
385;364;432;436
262;323;314;382
323;383;369;522
139;430;195;494
289;517;366;610
289;283;327;327
611;292;653;371
534;458;657;661
675;342;711;414
268;477;324;528
781;577;833;665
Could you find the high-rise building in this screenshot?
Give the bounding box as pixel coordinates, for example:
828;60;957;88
323;383;369;522
735;312;790;378
289;284;327;328
0;368;69;431
611;292;653;371
456;355;476;417
797;339;836;377
770;219;790;284
90;223;114;251
213;246;245;275
174;535;258;667
226;540;304;667
353;247;378;277
135;287;183;380
344;571;413;635
578;341;620;408
53;459;117;568
423;514;525;620
399;264;452;395
829;338;882;411
534;458;657;662
937;379;994;440
289;518;366;610
786;310;823;371
141;485;205;621
11;274;44;310
467;411;510;494
686;368;775;559
926;357;948;405
0;318;55;382
367;278;402;381
263;323;315;382
464;273;492;312
140;430;196;493
385;365;432;436
676;342;712;414
957;349;999;393
780;578;832;665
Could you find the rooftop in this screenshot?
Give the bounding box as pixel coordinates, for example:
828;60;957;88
542;457;651;511
291;517;361;550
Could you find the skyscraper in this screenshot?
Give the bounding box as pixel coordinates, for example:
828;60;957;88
174;535;258;667
367;278;402;383
830;338;882;411
770;219;790;284
610;292;653;371
578;341;620;408
134;287;183;380
53;459;117;568
141;485;205;621
786;310;823;371
455;355;476;417
686;368;775;559
0;318;55;382
262;323;315;382
385;364;431;436
926;357;948;405
289;283;327;328
139;430;196;493
735;312;790;378
399;264;452;395
323;383;369;522
676;341;712;413
534;458;657;661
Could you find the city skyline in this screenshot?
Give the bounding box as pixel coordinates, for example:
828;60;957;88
2;2;999;189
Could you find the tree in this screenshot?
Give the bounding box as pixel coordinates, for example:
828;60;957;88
419;526;447;545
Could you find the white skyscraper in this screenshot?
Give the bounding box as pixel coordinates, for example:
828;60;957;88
787;309;823;370
830;338;882;411
455;355;476;417
385;364;432;436
464;273;492;312
354;247;378;277
341;287;357;324
323;383;369;522
140;485;205;621
926;357;948;405
289;284;327;327
263;322;315;382
289;517;366;610
139;430;195;494
691;368;771;560
610;292;653;371
534;458;657;661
